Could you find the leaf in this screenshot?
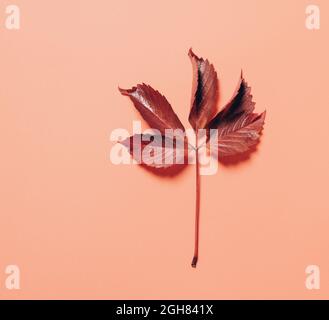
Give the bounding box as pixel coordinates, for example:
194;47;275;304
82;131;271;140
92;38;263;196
209;72;255;123
119;134;188;169
188;48;219;130
118;49;266;268
209;111;266;157
207;73;266;157
119;84;185;135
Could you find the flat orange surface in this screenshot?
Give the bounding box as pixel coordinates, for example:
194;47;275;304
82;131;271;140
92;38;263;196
0;0;328;299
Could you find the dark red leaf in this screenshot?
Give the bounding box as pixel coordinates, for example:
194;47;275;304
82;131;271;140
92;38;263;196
209;111;266;157
188;49;219;130
207;73;266;157
119;134;188;168
208;72;255;125
119;84;185;135
117;50;266;268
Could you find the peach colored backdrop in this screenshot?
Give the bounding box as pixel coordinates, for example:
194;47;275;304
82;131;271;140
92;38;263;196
0;0;328;299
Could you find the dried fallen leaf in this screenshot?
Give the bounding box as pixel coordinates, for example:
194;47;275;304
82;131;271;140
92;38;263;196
119;134;187;168
188;49;219;130
119;84;185;134
118;49;266;268
206;74;266;157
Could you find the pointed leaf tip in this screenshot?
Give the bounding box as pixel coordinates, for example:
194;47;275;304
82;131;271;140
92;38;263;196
188;48;198;59
118;86;135;96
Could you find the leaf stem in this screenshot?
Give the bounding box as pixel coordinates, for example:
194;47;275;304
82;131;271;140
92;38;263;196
191;135;201;268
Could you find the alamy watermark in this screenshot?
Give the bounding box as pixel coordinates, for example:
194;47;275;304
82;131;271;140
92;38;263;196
4;265;20;290
109;121;222;176
4;5;20;30
305;5;320;30
305;265;320;290
1;4;321;31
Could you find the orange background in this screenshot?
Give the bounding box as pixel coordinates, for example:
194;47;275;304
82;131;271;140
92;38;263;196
0;0;328;299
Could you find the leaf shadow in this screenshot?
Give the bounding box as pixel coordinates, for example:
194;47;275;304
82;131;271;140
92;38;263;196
139;163;188;178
